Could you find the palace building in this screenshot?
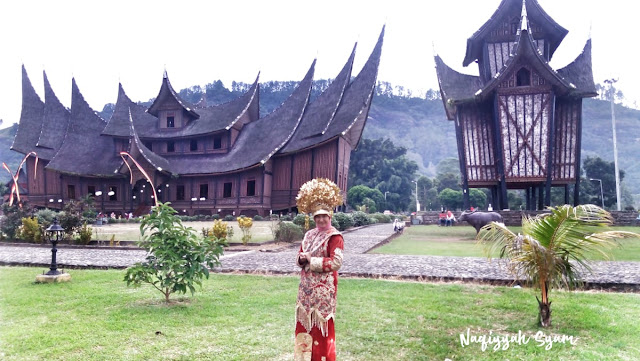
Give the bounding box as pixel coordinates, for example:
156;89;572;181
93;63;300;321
435;0;596;210
11;28;384;217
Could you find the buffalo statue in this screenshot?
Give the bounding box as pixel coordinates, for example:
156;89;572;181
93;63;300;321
458;211;503;233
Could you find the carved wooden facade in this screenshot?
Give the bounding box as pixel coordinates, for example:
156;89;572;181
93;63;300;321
436;0;596;210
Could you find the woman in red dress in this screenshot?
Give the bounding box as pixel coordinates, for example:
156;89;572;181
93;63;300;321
294;179;344;361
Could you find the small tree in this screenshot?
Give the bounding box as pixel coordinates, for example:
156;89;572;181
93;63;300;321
478;204;638;327
237;216;253;245
124;202;227;302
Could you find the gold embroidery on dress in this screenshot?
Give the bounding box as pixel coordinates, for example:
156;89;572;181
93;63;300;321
294;332;312;361
310;256;324;272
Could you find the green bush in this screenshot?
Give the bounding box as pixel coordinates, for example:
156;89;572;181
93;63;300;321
368;217;378;224
274;221;303;243
351;211;370;227
124;202;227;302
212;214;220;220
332;212;353;231
253;215;264;221
76;222;93;245
18;217;42;243
370;213;392;223
1;203;32;239
293;214;315;229
34;208;57;230
280;214;292;221
224;215;235;221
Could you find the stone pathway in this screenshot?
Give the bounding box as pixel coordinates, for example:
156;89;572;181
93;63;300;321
1;223;639;290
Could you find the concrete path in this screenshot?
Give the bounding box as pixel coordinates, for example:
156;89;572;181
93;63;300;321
1;224;639;290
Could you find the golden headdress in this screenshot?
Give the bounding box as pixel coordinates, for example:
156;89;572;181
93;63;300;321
296;178;343;217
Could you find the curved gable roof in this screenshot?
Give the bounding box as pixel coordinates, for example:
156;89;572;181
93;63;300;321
36;71;71;160
147;72;199;119
556;39;597;98
126;110;172;173
46;79;123;177
101;83;158;138
476;28;572;100
163;61;315;174
435;55;483;120
279;44;356;153
463;0;568;66
11;66;44;156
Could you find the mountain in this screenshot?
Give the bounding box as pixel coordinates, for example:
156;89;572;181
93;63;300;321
3;80;640;197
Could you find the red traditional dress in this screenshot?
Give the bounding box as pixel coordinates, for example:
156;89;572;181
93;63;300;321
294;226;344;361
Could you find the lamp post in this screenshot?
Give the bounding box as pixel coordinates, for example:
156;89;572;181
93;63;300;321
604;78;621;210
411;180;420;212
589;178;605;209
36;218;71;282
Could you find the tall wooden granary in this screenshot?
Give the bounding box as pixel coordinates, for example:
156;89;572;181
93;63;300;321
435;0;596;210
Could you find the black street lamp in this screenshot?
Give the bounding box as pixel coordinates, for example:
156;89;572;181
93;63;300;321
45;218;65;276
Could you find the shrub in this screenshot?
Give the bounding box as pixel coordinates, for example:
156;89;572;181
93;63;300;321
280;214;292;221
58;201;84;239
34;208;57;230
224;214;235;221
293;214;315;229
237;216;253;245
1;203;32;239
370;213;392;223
332;212;353;231
212;219;228;239
124;202;227;302
18;217;42;243
274;221;303;243
368;216;378;224
351;211;370;227
76;222;93;245
253;215;264;221
212;214;220;220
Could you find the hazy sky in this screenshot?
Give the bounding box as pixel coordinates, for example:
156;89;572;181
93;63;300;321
0;0;635;128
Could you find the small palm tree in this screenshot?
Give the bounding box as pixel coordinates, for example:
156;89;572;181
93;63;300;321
478;204;638;327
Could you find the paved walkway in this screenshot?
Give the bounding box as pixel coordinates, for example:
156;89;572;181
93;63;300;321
1;224;639;290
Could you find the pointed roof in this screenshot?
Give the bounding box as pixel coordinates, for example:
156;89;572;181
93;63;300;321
11;66;44;156
280;26;385;153
475;27;572;100
462;0;568;66
279;44;356;153
101;83;158;138
124;109;172;173
46;79;123;177
35;71;71;159
556;39;597;98
435;55;483;120
147;71;199;120
163;61;315;174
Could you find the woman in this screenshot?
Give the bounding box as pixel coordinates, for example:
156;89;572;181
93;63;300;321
294;178;344;361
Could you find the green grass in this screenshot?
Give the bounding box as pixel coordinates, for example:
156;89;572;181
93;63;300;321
371;225;640;261
1;267;639;360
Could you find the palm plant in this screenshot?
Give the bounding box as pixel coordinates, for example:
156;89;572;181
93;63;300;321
478;204;638;327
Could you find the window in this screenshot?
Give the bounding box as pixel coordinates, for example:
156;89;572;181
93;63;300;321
190;139;198;151
167;116;175;128
88;185;96;197
223;182;233;198
176;185;185;201
167;141;175;153
199;184;208;199
67;185;76;200
516;68;531;86
109;186;117;201
143;141;153;151
246;180;256;196
213;136;222;149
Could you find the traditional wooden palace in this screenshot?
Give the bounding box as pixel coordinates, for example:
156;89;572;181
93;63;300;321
436;0;596;210
11;29;384;217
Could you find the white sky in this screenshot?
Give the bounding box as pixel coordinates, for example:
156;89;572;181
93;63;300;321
0;0;636;128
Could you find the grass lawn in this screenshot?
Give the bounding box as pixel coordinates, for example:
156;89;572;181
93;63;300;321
1;267;639;360
91;220;277;244
371;225;640;261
